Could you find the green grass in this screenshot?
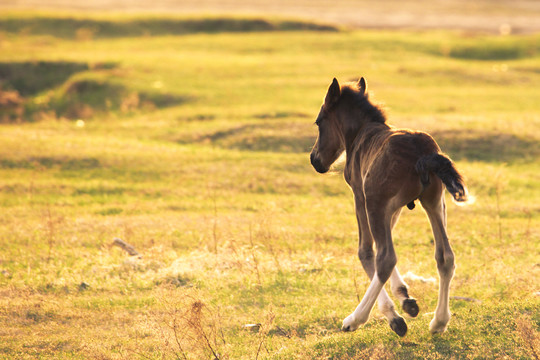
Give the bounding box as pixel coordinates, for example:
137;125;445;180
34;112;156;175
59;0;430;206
0;12;338;39
0;12;539;359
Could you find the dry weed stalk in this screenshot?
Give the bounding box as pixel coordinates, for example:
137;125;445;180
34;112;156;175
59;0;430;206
254;309;276;360
44;206;64;262
255;217;283;273
494;170;507;242
45;207;55;262
249;223;263;288
226;238;244;271
207;182;219;256
155;294;229;360
212;192;219;256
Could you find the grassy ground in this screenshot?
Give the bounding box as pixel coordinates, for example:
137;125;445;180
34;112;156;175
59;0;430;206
0;12;539;360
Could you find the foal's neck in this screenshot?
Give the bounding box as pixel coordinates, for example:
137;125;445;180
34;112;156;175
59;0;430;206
343;110;389;154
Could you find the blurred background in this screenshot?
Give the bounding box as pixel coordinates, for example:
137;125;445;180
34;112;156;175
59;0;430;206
3;0;540;33
0;1;539;359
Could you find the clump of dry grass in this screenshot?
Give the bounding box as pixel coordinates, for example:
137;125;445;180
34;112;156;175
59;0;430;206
151;293;229;360
515;314;540;360
142;292;277;360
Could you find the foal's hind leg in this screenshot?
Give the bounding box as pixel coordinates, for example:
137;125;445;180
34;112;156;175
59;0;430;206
343;204;407;336
421;192;455;334
344;195;404;335
388;210;420;318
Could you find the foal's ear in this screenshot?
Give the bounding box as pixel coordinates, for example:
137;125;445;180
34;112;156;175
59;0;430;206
357;77;367;95
324;78;341;108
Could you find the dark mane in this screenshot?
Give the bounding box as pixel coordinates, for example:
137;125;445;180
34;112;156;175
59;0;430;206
341;85;387;124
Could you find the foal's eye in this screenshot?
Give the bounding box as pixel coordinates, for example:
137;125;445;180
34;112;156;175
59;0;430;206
315;112;324;126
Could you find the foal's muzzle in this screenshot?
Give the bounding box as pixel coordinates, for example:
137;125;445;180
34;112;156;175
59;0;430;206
310;152;328;174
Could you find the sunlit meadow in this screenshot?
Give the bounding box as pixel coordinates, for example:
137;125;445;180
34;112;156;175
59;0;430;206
0;12;538;359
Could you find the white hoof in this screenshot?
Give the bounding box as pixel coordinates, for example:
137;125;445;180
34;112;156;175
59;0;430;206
429;317;449;334
342;314;360;332
341;312;369;332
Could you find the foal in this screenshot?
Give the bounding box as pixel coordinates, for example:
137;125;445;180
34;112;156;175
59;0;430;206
310;77;468;337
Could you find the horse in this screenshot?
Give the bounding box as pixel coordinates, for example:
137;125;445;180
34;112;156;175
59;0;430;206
310;77;469;337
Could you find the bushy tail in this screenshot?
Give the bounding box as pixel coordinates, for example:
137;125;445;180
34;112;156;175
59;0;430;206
415;153;468;203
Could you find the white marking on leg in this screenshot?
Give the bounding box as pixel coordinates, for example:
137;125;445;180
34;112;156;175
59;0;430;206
392;267;421;318
342;273;384;331
430;268;453;334
377;287;399;320
424;196;455;334
390;267;408;304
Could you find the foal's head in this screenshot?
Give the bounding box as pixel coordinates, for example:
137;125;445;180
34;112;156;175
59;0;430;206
310;77;368;173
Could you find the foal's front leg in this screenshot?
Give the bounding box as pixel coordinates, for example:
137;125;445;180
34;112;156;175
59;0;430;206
342;275;407;336
342;273;396;330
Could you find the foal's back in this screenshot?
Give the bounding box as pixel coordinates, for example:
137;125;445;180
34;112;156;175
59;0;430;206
346;122;442;208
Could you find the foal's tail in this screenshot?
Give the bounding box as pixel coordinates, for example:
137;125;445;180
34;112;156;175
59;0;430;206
415;153;469;203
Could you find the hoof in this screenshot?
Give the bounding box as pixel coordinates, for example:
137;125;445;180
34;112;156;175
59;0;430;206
429;318;449;334
402;298;419;318
341;317;357;332
390;316;408;337
341;314;362;332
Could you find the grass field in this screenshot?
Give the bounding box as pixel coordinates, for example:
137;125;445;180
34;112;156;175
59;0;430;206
0;12;539;359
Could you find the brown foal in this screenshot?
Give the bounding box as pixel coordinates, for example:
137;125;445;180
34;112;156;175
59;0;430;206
310;77;469;337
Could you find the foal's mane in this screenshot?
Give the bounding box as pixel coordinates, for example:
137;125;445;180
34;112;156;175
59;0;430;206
341;84;387;124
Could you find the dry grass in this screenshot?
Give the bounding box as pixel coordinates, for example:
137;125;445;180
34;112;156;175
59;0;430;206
515;314;540;360
0;11;539;359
